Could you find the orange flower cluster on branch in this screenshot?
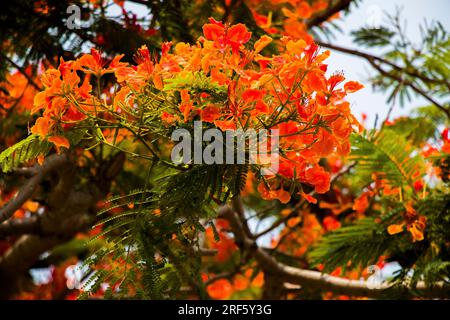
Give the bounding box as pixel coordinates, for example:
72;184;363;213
30;18;363;202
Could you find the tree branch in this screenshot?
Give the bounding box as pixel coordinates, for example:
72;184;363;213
306;0;353;29
0;52;42;91
252;202;303;239
0;216;39;238
219;203;450;299
368;59;450;119
316;41;450;88
316;41;450;119
195;247;218;256
0;154;70;223
0;152;125;298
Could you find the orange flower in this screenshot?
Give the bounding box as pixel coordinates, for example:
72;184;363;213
242;89;264;103
252;100;269;115
353;191;372;214
0;69;39;114
254;35;272;53
227;23;252;46
202;20;224;41
327;73;346;92
23;200;39;212
312;0;329;11
323;216;340;231
24;18;362;238
286;39;307;55
48;136;70;151
77;49;105;75
77;48;124;77
31;117;51;138
305;165;330;194
207;279;233;300
311;129;336;157
408;216;427;242
387;223;405;235
200;105;221;122
37;155;45;165
441;128;450;153
205;227;237;262
178;89;194;121
276;189;291;204
405;203;418;220
257;183;291;203
304;70;327;92
233;274;249;291
214;119;236;131
251;271;264;287
287;216;302;228
331;117;352;140
243;269;264;288
413;179;424;192
161;111;179;125
13;209;25;219
320;201;353;216
344;81;364;93
299;192;317;204
296;1;313;19
330;266;342;276
203;18;251;53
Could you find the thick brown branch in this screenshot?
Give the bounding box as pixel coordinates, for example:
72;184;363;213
220;203;450;299
0;174;42;223
0;216;39;238
0;154;70;223
0;152;125;298
254;245;449;298
11;167;37;177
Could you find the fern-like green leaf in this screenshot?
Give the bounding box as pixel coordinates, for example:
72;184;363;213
308;218;393;272
350;129;426;191
0;134;51;173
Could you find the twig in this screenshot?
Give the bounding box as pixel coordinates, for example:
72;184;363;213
368;59;450;119
316;41;450;119
0;154;69;223
306;0;353;29
252;202;303;239
316;41;450;89
0;52;42;91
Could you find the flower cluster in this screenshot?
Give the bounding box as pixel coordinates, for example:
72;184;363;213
30;18;363;203
387;203;427;242
248;0;337;42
